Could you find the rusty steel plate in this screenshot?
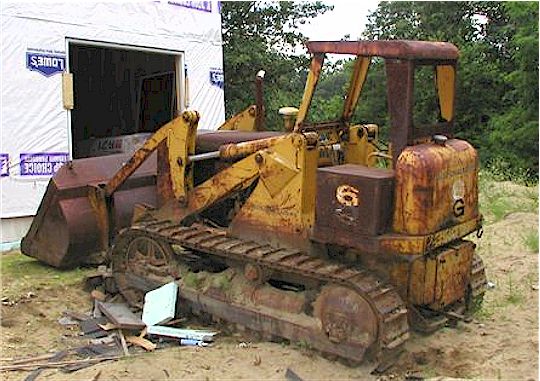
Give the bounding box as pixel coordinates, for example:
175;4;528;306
306;40;459;60
21;153;157;268
313;285;378;348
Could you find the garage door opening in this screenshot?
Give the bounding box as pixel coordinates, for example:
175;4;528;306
68;41;184;159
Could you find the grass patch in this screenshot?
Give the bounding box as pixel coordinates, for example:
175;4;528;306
504;274;524;305
522;230;539;253
487;198;512;222
212;272;232;291
473;300;495;320
294;339;312;351
1;251;93;299
478;173;539;224
183;272;202;289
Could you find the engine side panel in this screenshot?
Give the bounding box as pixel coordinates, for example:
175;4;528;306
408;240;474;309
393;139;479;235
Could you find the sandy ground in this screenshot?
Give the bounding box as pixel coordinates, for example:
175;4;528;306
1;185;538;380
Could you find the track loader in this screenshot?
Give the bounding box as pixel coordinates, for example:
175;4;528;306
22;40;487;364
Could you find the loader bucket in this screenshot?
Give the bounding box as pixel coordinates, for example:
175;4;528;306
21;153;157;268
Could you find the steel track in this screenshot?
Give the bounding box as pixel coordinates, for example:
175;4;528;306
112;219;410;364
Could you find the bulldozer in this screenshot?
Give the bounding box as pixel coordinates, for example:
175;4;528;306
22;40;487;364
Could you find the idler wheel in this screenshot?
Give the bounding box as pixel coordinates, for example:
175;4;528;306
112;234;175;307
314;286;379;349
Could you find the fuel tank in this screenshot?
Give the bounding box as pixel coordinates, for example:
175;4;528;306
393;139;479;235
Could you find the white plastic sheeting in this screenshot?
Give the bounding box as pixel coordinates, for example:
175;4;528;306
0;1;225;221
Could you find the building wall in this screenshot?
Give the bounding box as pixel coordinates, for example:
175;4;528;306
0;1;225;237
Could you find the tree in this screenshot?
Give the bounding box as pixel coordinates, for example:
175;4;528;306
361;1;538;180
485;2;539;178
221;1;332;129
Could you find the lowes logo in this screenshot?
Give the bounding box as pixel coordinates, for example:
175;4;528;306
209;68;224;89
26;52;66;77
0;154;9;177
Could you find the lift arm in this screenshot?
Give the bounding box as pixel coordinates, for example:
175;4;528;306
104;110;200;200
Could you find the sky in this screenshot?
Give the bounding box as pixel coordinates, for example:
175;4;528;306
299;0;381;41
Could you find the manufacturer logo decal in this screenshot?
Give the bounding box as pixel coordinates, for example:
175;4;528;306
453;199;465;217
26;51;66;77
336;184;359;207
209;68;224;89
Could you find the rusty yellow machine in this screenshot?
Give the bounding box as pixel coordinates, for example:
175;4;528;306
22;40;487;364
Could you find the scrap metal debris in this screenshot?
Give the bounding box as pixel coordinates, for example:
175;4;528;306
140;281;217;347
2;278;218;377
146;325;217;342
98;302;145;330
142;282;178;326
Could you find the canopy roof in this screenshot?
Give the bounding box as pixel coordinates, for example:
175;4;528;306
306;40;459;60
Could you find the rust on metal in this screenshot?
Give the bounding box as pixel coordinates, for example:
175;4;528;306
314;285;378;346
386;59;415;163
104;111;199;199
25;38;485;365
252;285;305;314
228;133;318;252
306;40;459;60
87;185;110;252
182;153;261;219
196;130;283;153
342;57;371;122
408;240;474;308
21;153;157;268
111;222;410;363
313;216;482;256
219;135;284;161
392;139;479;235
294;53;325;131
314;164;394;238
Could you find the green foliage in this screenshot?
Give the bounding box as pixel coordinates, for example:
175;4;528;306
482;157;537;186
522;230;539;253
307;58;390;136
504;273;524;305
362;1;539;181
183;272;202;289
221;2;538;180
1;251;92;299
221;1;332;129
485;2;539;180
478;173;538;224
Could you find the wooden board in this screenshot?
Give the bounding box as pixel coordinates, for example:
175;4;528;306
97;302;145;330
126;335;157;351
